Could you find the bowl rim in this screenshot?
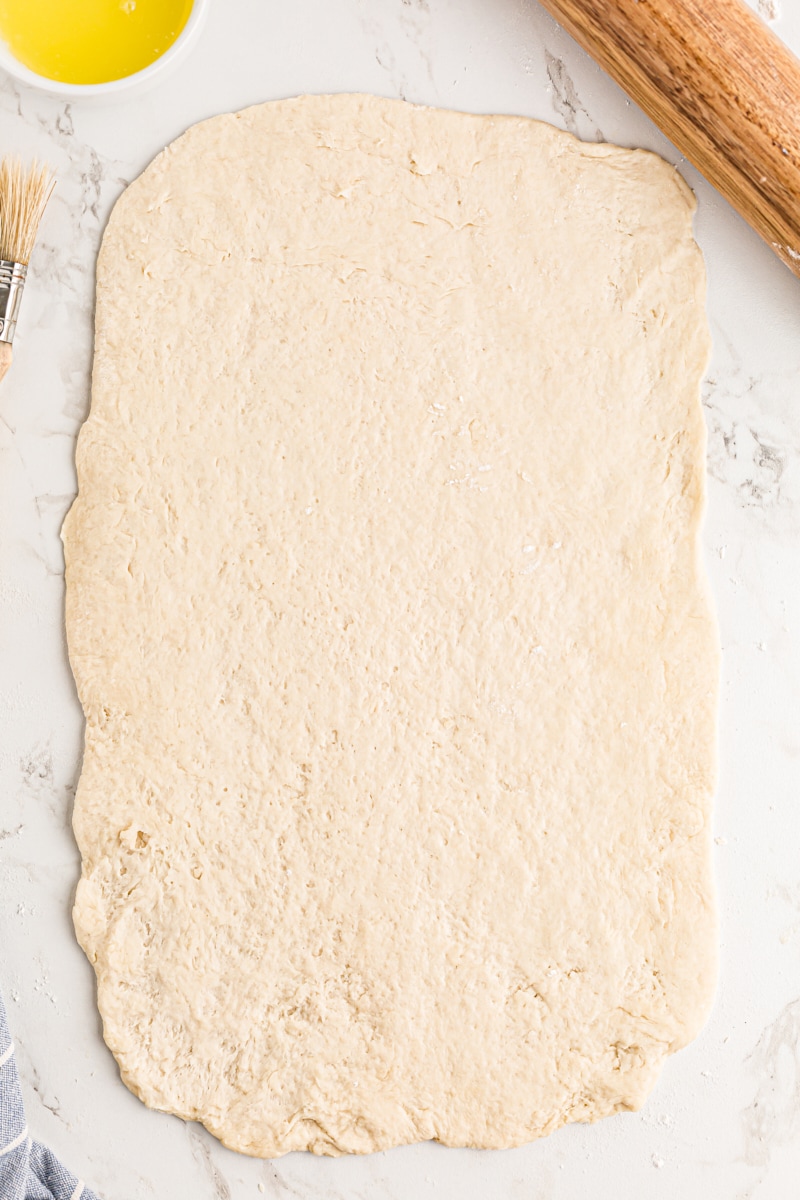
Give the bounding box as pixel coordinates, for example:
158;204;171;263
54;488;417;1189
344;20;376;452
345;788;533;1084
0;0;209;97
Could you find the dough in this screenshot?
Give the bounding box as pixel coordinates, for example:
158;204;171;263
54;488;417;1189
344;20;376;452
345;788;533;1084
63;94;718;1157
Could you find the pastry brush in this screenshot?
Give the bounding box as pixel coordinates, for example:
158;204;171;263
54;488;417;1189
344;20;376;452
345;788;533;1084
0;158;55;383
537;0;800;276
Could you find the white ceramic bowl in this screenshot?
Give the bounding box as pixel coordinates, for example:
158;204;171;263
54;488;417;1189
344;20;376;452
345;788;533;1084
0;0;209;99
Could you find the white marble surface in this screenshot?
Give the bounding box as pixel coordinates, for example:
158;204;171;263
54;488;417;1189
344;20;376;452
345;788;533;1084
1;1;800;1197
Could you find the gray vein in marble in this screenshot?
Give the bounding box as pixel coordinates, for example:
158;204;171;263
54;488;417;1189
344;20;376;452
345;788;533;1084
704;395;786;511
261;1165;305;1199
5;418;80;658
0;72;23;120
357;0;436;100
545;50;603;142
758;0;779;20
30;492;72;578
14;1035;69;1129
186;1125;233;1200
7;739;76;840
701;339;800;534
374;40;406;100
34;102;129;231
261;1165;355;1200
0;427;71;582
397;0;435;89
743;997;800;1167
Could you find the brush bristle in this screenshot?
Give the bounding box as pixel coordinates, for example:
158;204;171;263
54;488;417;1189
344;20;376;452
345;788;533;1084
0;158;55;265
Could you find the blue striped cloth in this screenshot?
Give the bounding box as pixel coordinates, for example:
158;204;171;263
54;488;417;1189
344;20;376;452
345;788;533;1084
0;988;99;1200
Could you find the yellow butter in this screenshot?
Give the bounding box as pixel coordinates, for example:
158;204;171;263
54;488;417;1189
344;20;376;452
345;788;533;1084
0;0;193;85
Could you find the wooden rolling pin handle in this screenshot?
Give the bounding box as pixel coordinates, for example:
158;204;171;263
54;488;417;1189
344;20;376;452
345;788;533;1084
0;342;11;383
536;0;800;277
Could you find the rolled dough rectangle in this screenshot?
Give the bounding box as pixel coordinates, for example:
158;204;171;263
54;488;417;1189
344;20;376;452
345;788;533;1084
63;94;718;1157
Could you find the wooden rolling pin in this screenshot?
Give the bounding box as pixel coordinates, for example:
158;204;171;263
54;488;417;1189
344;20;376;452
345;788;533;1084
536;0;800;276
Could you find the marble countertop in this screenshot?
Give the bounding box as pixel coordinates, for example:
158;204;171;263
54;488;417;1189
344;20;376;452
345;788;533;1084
1;1;800;1197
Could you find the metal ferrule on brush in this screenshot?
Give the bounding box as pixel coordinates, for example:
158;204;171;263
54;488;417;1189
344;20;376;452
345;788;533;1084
0;259;28;344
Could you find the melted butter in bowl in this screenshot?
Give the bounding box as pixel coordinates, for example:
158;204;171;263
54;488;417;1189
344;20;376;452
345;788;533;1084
0;0;207;96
